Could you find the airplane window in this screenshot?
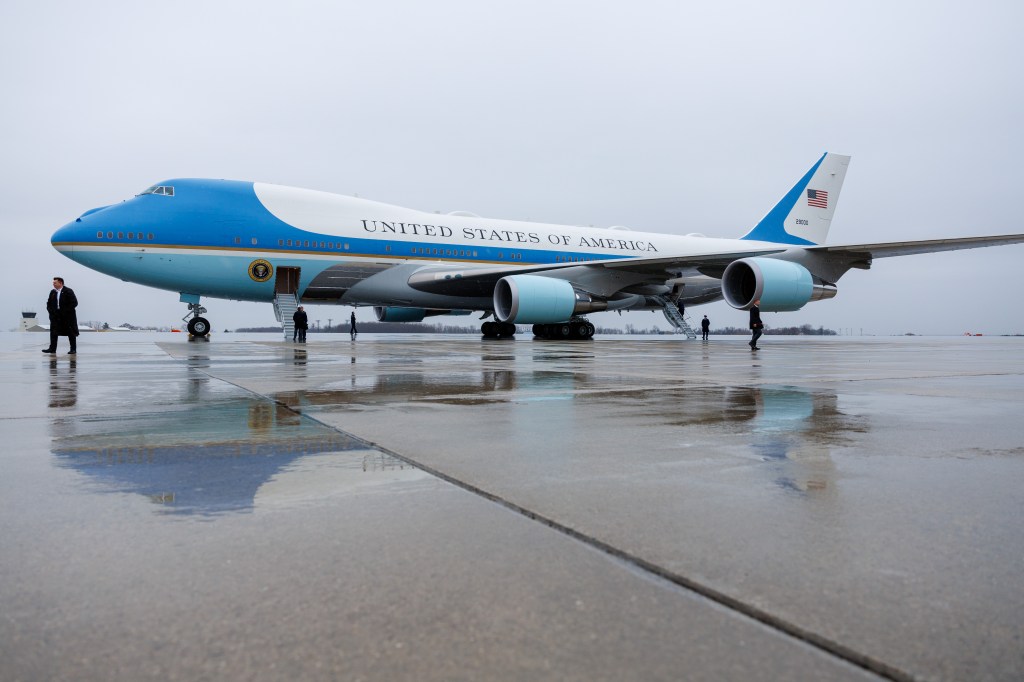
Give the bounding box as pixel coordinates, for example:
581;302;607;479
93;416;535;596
320;242;325;248
251;238;257;245
278;239;284;246
233;237;241;244
385;245;391;252
344;243;350;250
96;231;103;238
147;233;154;239
139;185;175;196
118;232;124;239
303;240;309;247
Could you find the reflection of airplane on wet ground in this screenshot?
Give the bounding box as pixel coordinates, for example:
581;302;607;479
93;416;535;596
50;153;1024;339
270;351;849;494
50;397;421;515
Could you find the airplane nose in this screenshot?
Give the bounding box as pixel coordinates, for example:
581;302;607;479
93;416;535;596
52;204;115;254
51;220;79;255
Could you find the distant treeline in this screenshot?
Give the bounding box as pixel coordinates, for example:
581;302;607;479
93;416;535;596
710;324;837;336
236;322;836;335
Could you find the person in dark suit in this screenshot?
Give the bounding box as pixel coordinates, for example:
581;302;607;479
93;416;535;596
292;306;308;342
749;299;763;350
701;314;710;341
43;277;79;354
349;311;358;338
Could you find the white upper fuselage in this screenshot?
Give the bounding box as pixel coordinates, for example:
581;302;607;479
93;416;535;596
50;179;775;308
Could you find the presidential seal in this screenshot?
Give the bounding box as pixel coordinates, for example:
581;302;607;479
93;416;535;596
248;259;273;282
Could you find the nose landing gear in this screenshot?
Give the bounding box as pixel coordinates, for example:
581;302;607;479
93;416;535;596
183;303;210;337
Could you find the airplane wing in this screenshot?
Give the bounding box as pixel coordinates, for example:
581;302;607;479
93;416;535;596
809;233;1024;259
406;247;787;297
407;233;1024;298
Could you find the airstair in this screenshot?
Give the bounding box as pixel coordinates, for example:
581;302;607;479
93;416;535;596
654;295;698;339
273;293;298;341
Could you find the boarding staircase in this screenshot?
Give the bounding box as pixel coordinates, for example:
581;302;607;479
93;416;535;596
274;293;298;341
654;295;698;339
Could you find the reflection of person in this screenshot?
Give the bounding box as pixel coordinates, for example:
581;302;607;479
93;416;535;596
701;315;710;341
42;277;79;354
749;299;763;350
350;311;357;338
292;306;308;342
48;355;77;407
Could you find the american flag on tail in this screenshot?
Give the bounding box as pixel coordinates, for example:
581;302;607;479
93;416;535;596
807;189;828;208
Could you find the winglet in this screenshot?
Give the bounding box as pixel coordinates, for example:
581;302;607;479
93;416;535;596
741;153;851;245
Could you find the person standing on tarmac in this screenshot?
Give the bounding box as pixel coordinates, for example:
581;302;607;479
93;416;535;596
42;277;79;354
749;300;763;350
701;315;710;341
292;306;308;342
350;311;357;338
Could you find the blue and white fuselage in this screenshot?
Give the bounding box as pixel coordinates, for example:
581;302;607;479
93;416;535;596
50;153;1024;338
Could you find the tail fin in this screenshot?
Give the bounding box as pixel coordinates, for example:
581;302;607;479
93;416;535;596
741;152;851;245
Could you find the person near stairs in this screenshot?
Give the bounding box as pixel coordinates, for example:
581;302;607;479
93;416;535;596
701;315;710;341
292;306;308;342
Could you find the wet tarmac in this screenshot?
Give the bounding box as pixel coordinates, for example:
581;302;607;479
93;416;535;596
2;331;1023;681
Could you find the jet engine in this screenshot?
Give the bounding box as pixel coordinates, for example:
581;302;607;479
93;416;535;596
722;257;836;312
493;275;607;324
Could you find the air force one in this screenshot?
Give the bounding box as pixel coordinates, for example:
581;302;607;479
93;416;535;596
51;153;1024;339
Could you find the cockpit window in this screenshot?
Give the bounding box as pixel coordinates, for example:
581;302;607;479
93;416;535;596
139;185;175;196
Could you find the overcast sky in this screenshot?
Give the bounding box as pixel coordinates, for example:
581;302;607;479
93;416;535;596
2;1;1022;335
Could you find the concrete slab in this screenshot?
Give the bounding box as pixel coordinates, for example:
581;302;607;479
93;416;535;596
4;331;1023;681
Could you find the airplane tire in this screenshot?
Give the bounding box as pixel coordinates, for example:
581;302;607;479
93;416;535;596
188;316;210;336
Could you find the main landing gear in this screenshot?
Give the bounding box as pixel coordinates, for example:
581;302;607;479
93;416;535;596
183;303;210;337
480;320;517;339
479;317;596;340
532;318;596;340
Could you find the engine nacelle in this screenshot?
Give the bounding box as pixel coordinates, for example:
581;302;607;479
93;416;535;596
373;307;474;322
722;257;836;312
374;306;426;322
493;275;607;324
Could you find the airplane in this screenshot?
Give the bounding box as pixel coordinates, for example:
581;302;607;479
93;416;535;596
50;153;1024;339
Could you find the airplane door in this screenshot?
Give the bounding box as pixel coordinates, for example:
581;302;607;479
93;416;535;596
275;267;300;295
